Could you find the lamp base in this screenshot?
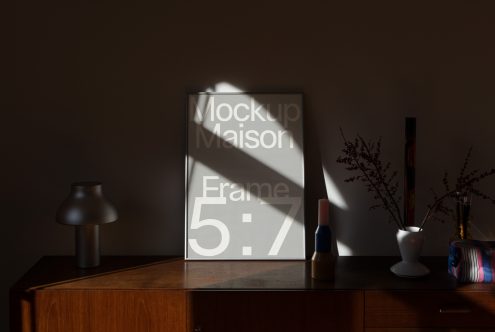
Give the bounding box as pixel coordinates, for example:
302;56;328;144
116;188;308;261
75;225;100;268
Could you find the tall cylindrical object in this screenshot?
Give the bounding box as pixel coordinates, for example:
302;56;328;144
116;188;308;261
311;199;335;280
404;117;416;227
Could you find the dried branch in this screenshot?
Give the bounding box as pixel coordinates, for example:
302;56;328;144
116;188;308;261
337;130;495;231
420;148;495;229
337;128;405;229
358;136;404;229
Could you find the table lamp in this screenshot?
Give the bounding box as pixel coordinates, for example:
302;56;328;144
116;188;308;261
56;181;118;268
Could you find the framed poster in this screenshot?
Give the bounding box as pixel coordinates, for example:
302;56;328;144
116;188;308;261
186;92;305;260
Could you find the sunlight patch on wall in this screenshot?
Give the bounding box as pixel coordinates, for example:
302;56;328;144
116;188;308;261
337;240;352;256
323;165;349;210
214;81;244;93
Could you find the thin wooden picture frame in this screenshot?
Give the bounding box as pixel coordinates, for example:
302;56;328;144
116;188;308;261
185;92;305;260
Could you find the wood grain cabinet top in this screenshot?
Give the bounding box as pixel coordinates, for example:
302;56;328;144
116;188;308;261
10;256;495;332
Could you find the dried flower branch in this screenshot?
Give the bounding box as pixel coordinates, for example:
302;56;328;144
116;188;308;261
336;128;404;230
337;130;495;231
419;147;495;229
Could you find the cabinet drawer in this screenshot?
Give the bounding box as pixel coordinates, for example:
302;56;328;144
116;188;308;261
191;291;363;332
366;291;495;328
34;290;187;332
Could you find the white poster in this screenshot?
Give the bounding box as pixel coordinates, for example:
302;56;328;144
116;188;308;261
186;93;305;259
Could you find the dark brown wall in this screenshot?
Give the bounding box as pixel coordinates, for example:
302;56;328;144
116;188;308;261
5;1;495;330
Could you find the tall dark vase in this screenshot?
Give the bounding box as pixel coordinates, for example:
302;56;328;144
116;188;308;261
56;182;118;268
452;192;471;241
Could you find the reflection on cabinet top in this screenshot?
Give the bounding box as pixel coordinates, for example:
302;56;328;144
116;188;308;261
12;256;495;292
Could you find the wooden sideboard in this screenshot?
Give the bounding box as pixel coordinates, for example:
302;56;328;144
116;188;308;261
10;256;495;332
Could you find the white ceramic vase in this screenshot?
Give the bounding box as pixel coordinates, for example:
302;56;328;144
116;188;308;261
390;226;430;277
